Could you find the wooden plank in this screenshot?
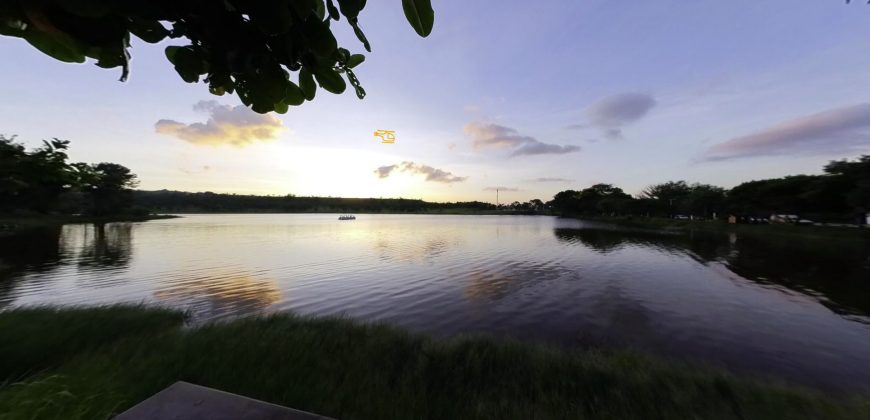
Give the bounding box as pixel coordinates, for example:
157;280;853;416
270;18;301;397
115;381;334;420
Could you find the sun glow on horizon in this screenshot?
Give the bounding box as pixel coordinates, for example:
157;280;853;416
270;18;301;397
137;140;476;201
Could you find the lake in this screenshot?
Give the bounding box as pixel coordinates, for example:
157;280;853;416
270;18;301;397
2;214;870;392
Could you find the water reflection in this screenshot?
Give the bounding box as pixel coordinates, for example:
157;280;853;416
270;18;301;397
76;224;133;268
464;262;580;302
0;223;135;302
554;226;728;261
0;226;64;275
0;226;64;302
590;282;656;345
3;214;870;391
465;269;517;301
154;272;282;321
554;225;870;317
373;234;455;264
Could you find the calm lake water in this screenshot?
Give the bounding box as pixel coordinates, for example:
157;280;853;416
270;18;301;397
2;214;870;391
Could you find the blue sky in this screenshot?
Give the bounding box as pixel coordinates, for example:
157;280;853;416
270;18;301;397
2;0;870;203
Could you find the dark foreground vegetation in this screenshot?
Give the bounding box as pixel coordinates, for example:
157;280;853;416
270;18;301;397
1;306;868;420
549;154;870;225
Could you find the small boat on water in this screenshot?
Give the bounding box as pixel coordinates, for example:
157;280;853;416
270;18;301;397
338;215;356;220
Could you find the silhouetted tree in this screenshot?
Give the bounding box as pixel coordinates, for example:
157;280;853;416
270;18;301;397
681;184;726;218
640;181;691;216
824;155;870;209
87;163;139;216
548;184;631;216
0;135;140;215
727;175;823;216
0;136;74;212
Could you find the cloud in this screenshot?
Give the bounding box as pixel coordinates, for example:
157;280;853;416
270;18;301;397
464;104;481;113
528;177;573;183
586;92;656;140
703;103;870;161
374;161;467;184
463;122;580;157
483;186;519;192
155;100;284;146
179;165;212;175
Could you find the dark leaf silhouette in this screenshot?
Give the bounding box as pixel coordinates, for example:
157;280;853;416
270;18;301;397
0;0;434;113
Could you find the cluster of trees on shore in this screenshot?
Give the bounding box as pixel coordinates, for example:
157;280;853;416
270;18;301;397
548;155;870;224
0;136;139;216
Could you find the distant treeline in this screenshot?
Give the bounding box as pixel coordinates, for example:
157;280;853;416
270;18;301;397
548;155;870;224
133;190;498;214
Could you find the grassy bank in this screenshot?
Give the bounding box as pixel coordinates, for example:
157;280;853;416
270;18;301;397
1;306;867;419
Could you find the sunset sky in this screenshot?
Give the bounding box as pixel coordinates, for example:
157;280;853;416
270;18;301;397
2;1;870;203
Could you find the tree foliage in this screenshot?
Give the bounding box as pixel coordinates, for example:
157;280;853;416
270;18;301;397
0;135;138;215
549;154;870;223
0;136;75;212
0;0;434;114
640;181;692;202
548;184;631;216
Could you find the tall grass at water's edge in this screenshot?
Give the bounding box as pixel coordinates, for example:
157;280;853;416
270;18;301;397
0;305;868;420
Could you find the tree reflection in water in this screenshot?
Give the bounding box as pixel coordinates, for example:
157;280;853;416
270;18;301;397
76;223;133;268
554;226;870;318
0;223;136;302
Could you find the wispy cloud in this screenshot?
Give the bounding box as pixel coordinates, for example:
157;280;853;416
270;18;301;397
374;161;468;183
179;165;212;175
586;92;656;140
155;100;284;146
528;177;573;183
703;103;870;161
464;122;580;157
483;186;519;191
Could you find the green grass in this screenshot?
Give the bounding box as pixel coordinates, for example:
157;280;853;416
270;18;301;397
0;305;185;383
0;306;868;419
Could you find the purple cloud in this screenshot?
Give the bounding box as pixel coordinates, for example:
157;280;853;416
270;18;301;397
703;103;870;161
464;122;580;157
586;92;657;140
375;161;467;183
